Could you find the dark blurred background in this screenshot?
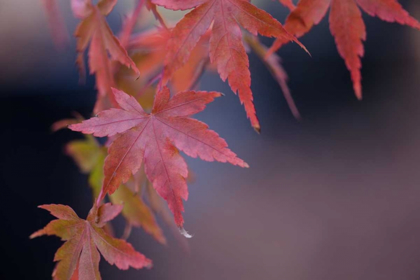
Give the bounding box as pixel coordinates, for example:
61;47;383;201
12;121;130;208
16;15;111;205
2;0;420;279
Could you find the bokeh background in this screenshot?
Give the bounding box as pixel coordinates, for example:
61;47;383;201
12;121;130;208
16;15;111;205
2;0;420;279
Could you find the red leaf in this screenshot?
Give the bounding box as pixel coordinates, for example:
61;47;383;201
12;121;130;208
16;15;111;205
153;0;307;131
70;88;248;227
268;0;420;99
73;0;140;112
31;204;151;280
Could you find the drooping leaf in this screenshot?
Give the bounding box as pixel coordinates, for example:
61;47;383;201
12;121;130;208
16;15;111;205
153;0;307;131
73;0;140;112
268;0;420;99
110;184;166;244
70;87;248;228
31;204;151;280
41;0;70;50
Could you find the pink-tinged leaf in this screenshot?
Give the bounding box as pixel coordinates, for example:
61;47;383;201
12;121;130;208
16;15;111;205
112;88;146;114
71;88;247;227
31;204;151;280
73;1;140;112
78;234;101;280
69;109;148;137
155;117;248;166
158;0;306;130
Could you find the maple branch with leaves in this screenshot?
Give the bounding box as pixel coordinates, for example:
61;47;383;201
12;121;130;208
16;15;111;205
32;0;420;278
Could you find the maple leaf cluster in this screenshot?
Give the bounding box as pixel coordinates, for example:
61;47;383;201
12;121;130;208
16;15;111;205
34;0;420;278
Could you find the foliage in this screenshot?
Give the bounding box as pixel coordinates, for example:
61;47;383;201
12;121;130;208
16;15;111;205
33;0;420;278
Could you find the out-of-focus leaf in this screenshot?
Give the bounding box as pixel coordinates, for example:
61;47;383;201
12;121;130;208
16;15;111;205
110;185;166;244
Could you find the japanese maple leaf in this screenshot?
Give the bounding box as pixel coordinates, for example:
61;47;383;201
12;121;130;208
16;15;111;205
69;87;248;228
30;203;151;280
152;0;307;131
73;0;140;112
268;0;420;99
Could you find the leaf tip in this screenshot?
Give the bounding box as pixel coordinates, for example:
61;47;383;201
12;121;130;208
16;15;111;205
354;84;362;100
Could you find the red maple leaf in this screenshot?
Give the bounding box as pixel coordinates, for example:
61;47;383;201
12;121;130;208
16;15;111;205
69;88;248;228
268;0;420;99
31;203;151;280
73;0;140;112
152;0;307;131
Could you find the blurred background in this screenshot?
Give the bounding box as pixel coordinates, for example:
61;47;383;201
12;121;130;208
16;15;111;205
2;0;420;279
